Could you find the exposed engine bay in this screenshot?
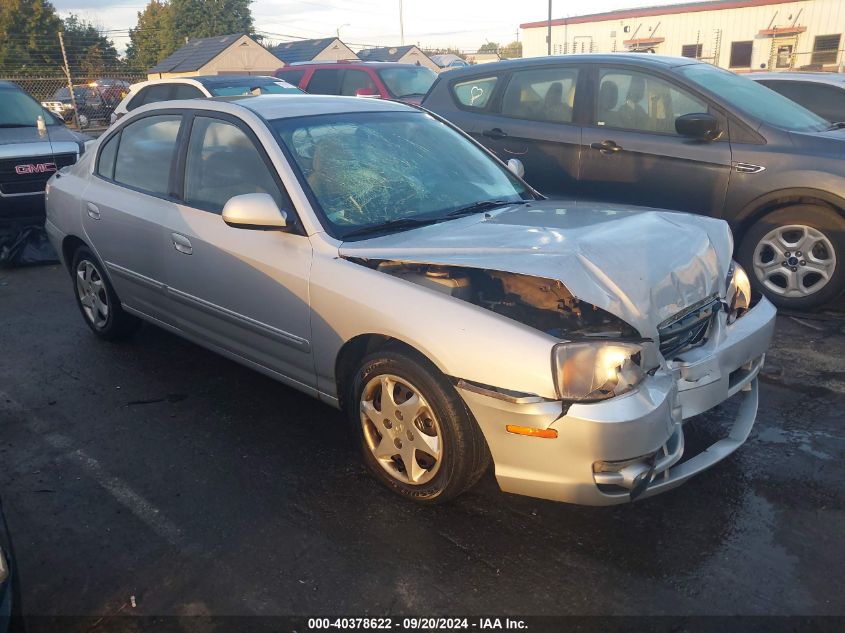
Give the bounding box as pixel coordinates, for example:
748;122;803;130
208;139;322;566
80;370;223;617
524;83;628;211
350;259;639;339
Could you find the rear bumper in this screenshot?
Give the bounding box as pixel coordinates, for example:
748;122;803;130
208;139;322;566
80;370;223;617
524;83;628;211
459;298;776;506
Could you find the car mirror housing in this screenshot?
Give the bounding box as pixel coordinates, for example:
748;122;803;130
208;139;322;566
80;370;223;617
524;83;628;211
222;193;288;230
675;112;721;141
507;158;525;179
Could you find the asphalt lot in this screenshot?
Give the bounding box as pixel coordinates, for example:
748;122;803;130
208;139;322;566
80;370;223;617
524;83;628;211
1;264;844;626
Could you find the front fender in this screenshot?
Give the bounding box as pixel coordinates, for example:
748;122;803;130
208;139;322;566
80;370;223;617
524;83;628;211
309;254;560;402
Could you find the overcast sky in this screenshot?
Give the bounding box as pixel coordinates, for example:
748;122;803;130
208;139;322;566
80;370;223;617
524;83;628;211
49;0;688;53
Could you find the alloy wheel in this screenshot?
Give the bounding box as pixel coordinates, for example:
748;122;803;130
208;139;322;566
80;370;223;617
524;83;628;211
75;259;110;329
752;224;836;299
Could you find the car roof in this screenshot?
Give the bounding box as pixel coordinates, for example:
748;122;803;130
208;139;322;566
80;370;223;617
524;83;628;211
280;61;420;69
0;81;23;91
439;53;700;78
748;72;845;85
139;75;279;86
139;93;414;120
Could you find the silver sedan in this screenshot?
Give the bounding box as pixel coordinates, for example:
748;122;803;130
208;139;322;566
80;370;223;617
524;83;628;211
45;94;775;505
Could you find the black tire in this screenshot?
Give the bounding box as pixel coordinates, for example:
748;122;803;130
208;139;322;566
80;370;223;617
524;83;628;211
737;204;845;310
71;246;141;341
348;349;490;504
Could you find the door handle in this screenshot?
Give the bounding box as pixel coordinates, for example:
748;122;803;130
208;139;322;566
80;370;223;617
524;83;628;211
590;140;622;154
86;202;100;220
482;127;508;140
171;232;193;255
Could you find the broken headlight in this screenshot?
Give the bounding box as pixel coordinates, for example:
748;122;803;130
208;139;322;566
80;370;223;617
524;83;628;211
552;341;645;402
726;262;751;324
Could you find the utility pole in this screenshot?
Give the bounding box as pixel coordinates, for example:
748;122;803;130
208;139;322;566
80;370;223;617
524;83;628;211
58;31;80;130
400;0;405;45
547;0;552;56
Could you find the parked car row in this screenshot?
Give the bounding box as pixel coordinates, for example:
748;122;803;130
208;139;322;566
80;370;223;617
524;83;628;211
275;60;437;104
110;75;302;123
41;79;130;129
421;54;845;310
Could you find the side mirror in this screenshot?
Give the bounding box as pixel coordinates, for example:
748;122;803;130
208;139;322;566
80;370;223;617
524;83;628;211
355;87;380;98
222;193;288;230
507;158;525;178
675;112;721;141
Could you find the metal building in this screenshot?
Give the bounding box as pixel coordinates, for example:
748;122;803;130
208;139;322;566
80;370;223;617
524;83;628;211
520;0;845;72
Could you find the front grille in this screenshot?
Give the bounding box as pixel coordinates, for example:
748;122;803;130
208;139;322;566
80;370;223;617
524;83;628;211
657;295;721;359
0;152;76;195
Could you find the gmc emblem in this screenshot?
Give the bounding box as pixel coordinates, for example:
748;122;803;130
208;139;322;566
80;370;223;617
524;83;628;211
15;162;57;175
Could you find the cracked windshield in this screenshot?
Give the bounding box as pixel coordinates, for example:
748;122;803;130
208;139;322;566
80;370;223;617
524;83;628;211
272;111;530;237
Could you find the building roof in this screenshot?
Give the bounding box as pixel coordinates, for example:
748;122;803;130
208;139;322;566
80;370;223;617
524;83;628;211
149;33;250;73
520;0;806;28
358;46;418;62
271;38;339;64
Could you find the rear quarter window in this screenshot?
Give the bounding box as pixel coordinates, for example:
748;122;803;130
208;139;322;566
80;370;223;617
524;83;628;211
279;69;306;87
451;76;498;109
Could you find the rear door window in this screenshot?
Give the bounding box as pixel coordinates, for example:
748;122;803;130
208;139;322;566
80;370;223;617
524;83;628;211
280;69;306;87
501;67;579;123
170;83;205;100
451;76;498;109
758;80;842;121
113;114;182;196
127;84;171;111
340;70;378;96
308;69;344;95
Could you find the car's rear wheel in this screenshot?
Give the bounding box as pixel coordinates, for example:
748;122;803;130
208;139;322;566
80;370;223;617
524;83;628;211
738;205;844;310
71;246;140;340
349;349;490;504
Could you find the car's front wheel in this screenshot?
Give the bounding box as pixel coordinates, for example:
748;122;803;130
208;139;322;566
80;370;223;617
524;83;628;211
738;205;844;310
350;349;490;504
72;246;140;340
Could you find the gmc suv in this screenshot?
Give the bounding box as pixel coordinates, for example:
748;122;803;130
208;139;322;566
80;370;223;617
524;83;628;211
1;81;87;226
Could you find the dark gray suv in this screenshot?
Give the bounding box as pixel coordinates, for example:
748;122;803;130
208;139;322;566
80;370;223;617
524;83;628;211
422;54;845;309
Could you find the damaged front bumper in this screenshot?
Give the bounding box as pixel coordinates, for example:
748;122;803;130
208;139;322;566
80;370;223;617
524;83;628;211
457;297;776;506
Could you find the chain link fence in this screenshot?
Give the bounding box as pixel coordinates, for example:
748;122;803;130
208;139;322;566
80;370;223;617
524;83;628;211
3;73;146;133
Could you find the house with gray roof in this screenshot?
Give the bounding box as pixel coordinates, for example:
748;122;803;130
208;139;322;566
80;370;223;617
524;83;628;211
271;38;358;65
357;45;439;71
148;33;284;80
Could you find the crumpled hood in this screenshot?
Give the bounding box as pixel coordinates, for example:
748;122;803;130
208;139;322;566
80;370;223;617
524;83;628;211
338;200;734;339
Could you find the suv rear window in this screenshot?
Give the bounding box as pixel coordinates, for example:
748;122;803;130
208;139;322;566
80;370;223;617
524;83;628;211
280;69;306;87
308;69;343;94
452;76;497;109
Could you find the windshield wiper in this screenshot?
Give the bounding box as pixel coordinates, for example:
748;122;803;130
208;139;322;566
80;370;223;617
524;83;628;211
342;216;443;239
444;199;529;218
827;121;845;130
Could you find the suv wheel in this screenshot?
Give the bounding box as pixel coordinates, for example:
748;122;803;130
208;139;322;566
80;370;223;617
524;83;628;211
349;349;490;504
738;205;844;310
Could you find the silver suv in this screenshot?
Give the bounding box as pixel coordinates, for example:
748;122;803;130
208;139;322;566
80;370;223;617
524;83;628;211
45;95;774;505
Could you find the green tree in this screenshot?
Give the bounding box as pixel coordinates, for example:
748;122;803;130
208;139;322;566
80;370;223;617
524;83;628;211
500;40;522;59
169;0;254;49
477;41;499;54
62;14;122;75
126;0;175;70
0;0;64;73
